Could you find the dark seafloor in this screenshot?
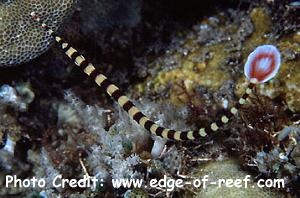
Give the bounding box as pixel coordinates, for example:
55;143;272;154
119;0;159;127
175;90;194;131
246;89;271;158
0;0;299;197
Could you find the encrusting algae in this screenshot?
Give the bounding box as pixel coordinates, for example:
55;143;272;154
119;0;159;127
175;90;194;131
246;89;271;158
137;8;300;113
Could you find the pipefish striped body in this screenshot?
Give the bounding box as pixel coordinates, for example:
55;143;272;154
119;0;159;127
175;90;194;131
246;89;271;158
29;12;281;141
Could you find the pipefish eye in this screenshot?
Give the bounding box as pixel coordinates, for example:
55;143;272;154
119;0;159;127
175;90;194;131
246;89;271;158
244;45;281;84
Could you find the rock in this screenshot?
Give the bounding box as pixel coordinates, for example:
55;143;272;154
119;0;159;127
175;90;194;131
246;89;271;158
192;159;282;198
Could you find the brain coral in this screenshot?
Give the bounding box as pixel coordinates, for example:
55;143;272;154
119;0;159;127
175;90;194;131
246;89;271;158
0;0;77;66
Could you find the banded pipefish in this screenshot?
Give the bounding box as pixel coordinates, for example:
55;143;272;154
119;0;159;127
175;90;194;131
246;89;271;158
29;12;281;141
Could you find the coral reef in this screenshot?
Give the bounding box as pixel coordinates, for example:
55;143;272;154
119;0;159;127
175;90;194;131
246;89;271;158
0;0;299;197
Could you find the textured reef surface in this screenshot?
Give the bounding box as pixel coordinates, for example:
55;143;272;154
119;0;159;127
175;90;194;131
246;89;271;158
0;0;299;197
0;0;76;66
